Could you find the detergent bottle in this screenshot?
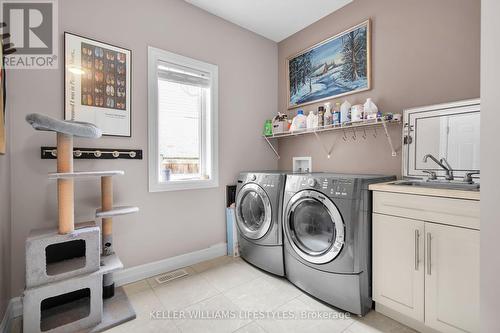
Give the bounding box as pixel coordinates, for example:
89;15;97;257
364;98;379;120
340;100;351;123
323;103;332;127
290;109;307;131
306;111;317;130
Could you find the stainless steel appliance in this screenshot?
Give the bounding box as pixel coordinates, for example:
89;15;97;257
282;173;395;315
235;171;287;276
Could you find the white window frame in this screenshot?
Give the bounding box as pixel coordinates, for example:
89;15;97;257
148;46;219;192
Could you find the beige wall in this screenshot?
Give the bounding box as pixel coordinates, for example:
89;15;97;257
8;0;278;296
0;110;10;320
277;0;480;175
481;0;500;330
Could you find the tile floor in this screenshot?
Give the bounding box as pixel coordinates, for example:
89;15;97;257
11;256;417;333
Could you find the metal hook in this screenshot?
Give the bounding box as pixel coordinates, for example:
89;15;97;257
373;128;378;138
362;129;367;140
352;129;357;141
342;129;348;141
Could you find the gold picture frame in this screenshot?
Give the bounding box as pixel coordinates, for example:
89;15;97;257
286;19;371;109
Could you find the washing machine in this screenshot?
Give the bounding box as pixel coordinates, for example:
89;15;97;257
282;173;396;315
235;171;287;276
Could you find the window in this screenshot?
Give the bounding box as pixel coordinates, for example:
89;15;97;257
148;47;218;192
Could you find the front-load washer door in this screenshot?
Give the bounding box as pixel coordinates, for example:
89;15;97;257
235;183;272;240
284;190;345;264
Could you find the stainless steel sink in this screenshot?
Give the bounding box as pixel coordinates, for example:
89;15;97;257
391;180;480;191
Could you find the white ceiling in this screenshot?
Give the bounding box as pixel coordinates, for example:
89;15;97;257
183;0;353;42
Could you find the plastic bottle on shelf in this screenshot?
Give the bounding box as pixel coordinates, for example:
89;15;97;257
263;119;273;136
340;100;351;124
351;104;363;122
317;106;325;127
323;103;332;127
306;111;318;130
333;102;341;125
312;111;318;128
364;98;378;120
290;109;307;131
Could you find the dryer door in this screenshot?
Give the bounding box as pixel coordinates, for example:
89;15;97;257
235;183;272;240
284;190;345;264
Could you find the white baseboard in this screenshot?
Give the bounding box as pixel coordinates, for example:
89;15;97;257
0;242;227;331
11;297;21;318
114;242;227;287
0;297;22;333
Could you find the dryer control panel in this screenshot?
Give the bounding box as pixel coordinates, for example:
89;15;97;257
288;175;356;199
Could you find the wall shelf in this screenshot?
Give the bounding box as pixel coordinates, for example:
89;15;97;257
263;119;401;159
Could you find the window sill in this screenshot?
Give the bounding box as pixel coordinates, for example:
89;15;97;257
149;178;219;192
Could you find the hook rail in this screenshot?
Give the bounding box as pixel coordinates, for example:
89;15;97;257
41;147;143;160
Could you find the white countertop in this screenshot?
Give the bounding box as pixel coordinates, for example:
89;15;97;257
369;181;480;201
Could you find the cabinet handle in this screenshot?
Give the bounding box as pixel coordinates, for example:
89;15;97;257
427;232;432;275
414;229;420;270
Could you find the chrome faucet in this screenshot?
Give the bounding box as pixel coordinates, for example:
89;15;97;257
439;158;454;180
422;154;454;180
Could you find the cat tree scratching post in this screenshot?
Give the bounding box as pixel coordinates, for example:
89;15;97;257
101;175;114;298
24;113;138;333
57;132;75;234
101;176;113;254
97;175;139;298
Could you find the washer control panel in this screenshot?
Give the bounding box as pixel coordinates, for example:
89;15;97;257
239;173;283;190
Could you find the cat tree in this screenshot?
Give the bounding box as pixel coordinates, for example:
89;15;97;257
23;113;139;333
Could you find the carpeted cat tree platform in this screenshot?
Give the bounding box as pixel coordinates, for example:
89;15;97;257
23;113;139;333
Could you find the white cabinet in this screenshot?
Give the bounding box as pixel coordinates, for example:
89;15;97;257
373;214;425;321
372;190;479;333
425;223;480;333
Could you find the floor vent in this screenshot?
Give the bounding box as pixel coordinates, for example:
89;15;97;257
155;269;189;284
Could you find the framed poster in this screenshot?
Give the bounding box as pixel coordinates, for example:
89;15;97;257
287;19;371;109
64;32;131;137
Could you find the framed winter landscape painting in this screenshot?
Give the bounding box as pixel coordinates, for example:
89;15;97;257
287;20;371;109
64;32;131;137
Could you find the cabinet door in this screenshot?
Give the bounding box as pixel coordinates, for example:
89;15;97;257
373;213;425;321
425;223;480;333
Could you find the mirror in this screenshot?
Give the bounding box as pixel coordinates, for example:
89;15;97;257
403;99;480;180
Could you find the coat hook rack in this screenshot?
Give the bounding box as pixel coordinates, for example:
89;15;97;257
41;147;143;160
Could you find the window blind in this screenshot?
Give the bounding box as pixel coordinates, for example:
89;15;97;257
157;61;210;88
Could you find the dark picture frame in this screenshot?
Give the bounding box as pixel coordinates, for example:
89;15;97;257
0;40;5;154
64;32;132;137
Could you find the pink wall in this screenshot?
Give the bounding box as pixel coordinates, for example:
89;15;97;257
277;0;480;175
7;0;278;296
